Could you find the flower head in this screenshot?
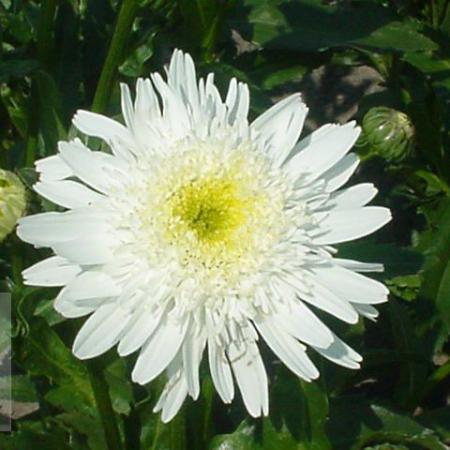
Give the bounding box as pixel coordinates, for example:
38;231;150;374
18;50;391;422
0;169;26;242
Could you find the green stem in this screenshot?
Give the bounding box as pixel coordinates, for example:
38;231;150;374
87;360;124;450
92;0;138;114
37;0;57;68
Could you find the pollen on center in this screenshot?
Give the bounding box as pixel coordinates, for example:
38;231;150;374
170;177;250;243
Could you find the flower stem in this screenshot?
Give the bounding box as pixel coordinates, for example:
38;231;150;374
87;360;124;450
91;0;138;114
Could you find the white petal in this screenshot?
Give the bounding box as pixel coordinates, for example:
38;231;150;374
168;50;200;116
55;270;119;306
314;334;362;369
120;83;135;132
312;264;388;304
285;122;360;180
117;307;162;356
252;94;307;167
228;340;269;417
322;153;360;192
58;139;125;194
22;256;81;287
353;303;379;320
154;353;189;423
73;303;129;359
333;258;384;273
255;319;319;381
208;340;234;403
151;73;190;139
73;110;132;145
51;231;116;265
132;319;188;385
158;375;189;423
135;78;160;119
183;329;206;400
274;299;334;349
17;210;110;246
35;155;72;181
34;180;104;209
313;207;391;245
287;274;359;323
226;79;249;124
328;183;378;209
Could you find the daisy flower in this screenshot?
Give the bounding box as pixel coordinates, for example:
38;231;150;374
18;50;391;422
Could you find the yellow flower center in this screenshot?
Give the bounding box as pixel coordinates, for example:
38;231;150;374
170;177;249;244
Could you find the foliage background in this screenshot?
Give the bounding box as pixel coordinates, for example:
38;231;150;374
1;0;450;448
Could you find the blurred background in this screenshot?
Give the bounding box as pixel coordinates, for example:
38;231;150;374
0;0;449;448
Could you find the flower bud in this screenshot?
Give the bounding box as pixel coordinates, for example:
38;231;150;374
362;107;414;163
0;169;26;242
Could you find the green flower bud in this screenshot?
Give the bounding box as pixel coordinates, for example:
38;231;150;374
362;107;414;163
0;169;26;242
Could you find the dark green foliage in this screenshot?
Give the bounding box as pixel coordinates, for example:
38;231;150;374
1;0;450;448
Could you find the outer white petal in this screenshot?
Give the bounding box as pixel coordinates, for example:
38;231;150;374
151;73;190;139
73;110;132;146
54;270;120;317
228;339;269;417
34;180;104;209
153;353;189;423
252;94;308;167
183;328;206;400
322;153;360;192
73;303;130;359
255;319;319;381
328;183;378;210
17;210;110;246
132;319;188;385
35;155;72;181
22;256;81;287
285;121;360;180
156;375;189;423
314;334;362;369
274;300;334;349
208;340;234;403
59;139;125;194
51;231;117;265
117;307;163;356
353;303;380;320
312;265;388;305
168;50;200;116
333;258;384;273
313;207;392;245
120;83;135;133
225;78;250;125
286;274;359;323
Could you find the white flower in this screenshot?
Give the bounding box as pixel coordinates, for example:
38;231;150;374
18;50;391;422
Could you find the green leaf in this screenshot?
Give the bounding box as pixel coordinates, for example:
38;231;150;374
237;0;437;53
104;359;133;416
15;318;94;408
403;52;450;95
419;406;450;441
327;398;448;450
418;198;450;330
208;422;258;450
268;367;330;449
338;243;423;280
0;375;37;403
55;412;108;450
0;59;39;83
